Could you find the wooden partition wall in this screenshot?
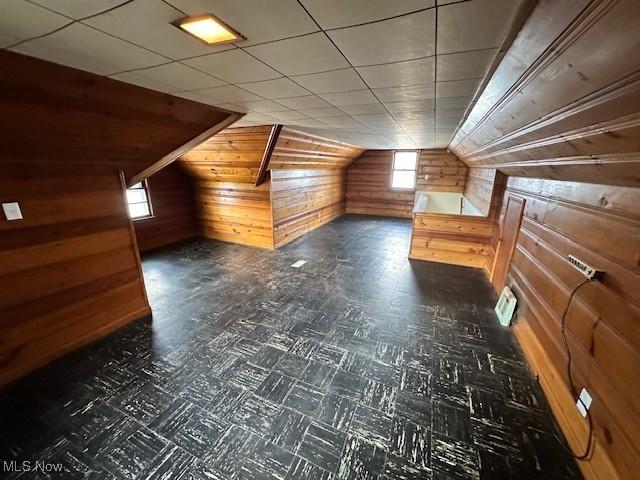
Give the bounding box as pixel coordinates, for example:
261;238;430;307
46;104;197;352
270;128;363;248
0;51;233;386
346;149;467;218
133;165;198;252
178;126;362;249
450;1;640;478
179;126;275;249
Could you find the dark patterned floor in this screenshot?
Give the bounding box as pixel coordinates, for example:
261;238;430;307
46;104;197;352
0;215;581;479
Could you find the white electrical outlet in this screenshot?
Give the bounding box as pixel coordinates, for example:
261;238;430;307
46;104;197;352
2;202;23;221
291;260;306;268
576;387;592;418
568;255;604;281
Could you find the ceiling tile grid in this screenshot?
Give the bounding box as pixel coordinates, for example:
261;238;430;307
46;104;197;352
1;0;524;149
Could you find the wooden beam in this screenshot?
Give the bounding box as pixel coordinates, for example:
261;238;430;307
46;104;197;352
255;124;282;186
128;113;243;186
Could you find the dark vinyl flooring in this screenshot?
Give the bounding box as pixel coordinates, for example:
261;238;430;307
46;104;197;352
0;215;580;480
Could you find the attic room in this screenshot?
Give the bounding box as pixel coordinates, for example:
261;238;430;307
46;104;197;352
0;0;638;479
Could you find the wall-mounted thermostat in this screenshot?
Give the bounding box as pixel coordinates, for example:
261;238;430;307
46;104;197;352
2;202;23;221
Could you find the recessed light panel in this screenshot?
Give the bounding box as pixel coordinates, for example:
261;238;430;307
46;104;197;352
174;14;244;45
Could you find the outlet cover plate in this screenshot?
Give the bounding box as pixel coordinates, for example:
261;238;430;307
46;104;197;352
2;202;23;221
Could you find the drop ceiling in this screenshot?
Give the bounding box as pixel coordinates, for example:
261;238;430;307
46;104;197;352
1;0;523;149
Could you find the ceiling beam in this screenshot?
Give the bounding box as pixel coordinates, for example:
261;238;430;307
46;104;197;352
255;124;283;186
128;112;243;186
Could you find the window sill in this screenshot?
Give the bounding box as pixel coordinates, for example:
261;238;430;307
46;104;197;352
131;215;154;222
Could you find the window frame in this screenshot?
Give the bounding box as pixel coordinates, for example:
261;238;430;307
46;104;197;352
390;150;418;191
126;179;154;221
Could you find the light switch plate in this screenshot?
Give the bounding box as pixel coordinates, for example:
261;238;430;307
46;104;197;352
2;202;23;221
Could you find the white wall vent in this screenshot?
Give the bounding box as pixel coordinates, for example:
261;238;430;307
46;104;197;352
495;286;517;326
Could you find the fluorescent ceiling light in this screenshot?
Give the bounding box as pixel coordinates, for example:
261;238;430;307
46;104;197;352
174;14;244;45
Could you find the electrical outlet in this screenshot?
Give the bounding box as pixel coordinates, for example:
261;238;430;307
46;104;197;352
568;255;604;281
576;388;592;418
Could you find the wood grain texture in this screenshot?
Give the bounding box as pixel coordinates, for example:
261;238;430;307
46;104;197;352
271;169;346;248
347;149;467;218
448;1;640;478
409;172;506;274
0;166;150;386
0;51;235;385
270;128;363;170
270;129;362;248
178;126;275;249
133;165;198;253
0;50;234;184
449;0;640;187
463;168;497;216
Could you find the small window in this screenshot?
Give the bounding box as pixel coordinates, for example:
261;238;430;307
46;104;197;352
126;181;152;219
391;151;418;190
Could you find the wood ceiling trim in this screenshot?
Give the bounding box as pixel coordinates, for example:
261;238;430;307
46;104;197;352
129;112;243;186
255;124;283;186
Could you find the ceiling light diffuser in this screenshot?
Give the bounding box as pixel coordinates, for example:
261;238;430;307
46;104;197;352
174;14;244;45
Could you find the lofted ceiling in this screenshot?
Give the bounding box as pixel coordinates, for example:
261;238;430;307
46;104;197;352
1;0;523;149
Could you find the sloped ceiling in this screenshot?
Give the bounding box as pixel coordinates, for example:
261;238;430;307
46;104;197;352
1;0;524;149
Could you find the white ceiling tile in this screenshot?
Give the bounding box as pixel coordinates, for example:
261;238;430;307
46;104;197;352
243;112;277;123
320;89;378;106
321;116;366;129
183;49;281;83
291;68;366;94
246;32;348;75
339;103;386;115
300;0;434;29
385;99;435;114
357;57;435;88
437;0;522;54
437;79;481;98
237;78;309;99
436;49;497;82
0;0;69;48
292;118;331;128
435;96;472;109
171;0;318;46
230;99;290;113
269;110;310;121
29;0;129;19
10;23;167;75
83;0;231;60
195;84;262;103
276;95;330;109
174;90;229;106
328;10;435;66
373;84;435;103
298;106;344;118
111;62;225;92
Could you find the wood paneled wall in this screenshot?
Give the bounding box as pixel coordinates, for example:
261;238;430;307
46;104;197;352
346;150;414;218
270;129;363;247
450;0;640;187
463;168;497;216
347;149;467;218
271;170;346;248
133;165;198;253
0;165;150;386
178;126;275;249
449;1;640;478
505;178;640;480
409;172;505;274
270;128;363;170
416;150;467;193
0;51;232;386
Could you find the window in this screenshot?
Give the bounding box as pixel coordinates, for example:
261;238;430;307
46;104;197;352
391;151;418;190
126;181;152;219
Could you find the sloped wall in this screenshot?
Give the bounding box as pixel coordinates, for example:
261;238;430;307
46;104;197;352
450;1;640;478
0;51;230;385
